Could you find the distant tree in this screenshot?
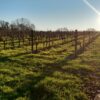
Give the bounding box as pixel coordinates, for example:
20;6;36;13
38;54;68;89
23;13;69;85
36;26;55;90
0;20;9;29
11;18;35;31
10;23;16;30
30;24;35;30
56;27;68;32
87;28;96;32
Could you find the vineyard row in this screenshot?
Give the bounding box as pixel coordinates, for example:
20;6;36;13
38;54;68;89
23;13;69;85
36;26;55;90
0;29;99;56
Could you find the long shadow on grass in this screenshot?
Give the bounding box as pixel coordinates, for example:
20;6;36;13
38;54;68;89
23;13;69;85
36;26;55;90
0;56;11;62
0;56;28;67
26;43;96;99
0;40;98;100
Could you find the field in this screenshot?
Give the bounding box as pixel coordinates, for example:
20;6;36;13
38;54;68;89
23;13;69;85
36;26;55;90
0;33;100;100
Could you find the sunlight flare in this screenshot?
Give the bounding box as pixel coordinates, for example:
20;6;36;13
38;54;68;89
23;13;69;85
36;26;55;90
83;0;100;16
97;15;100;24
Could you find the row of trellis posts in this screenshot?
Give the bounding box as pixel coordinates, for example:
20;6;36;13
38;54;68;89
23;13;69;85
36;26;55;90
0;29;99;57
31;30;99;57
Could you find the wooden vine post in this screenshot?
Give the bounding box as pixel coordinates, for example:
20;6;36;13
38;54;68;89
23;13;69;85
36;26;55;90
31;30;34;53
83;31;85;51
74;30;78;57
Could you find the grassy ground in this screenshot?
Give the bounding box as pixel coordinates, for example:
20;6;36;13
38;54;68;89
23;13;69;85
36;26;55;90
0;36;100;100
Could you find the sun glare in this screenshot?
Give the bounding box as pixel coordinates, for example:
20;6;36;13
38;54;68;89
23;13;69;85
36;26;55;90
97;16;100;24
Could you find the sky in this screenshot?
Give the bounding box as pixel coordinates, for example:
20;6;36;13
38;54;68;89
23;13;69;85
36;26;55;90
0;0;100;31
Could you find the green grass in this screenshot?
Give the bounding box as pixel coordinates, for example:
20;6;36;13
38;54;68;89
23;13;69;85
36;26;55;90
0;36;100;100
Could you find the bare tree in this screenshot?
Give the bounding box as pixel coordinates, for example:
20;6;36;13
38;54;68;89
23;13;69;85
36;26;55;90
0;20;9;29
87;28;96;32
11;18;35;31
56;27;68;32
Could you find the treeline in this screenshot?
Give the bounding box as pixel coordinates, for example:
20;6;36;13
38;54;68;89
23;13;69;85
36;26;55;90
0;18;35;30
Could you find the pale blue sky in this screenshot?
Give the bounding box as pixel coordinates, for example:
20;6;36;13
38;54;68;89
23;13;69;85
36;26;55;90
0;0;100;30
